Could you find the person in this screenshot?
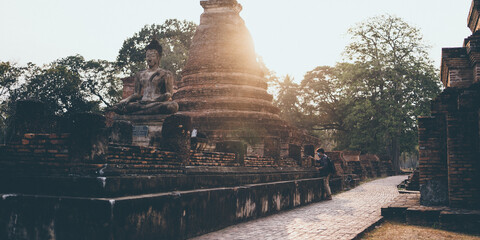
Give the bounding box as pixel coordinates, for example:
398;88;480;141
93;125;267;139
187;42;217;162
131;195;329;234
316;148;334;200
112;39;178;115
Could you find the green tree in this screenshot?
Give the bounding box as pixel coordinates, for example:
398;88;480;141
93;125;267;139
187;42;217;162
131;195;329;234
9;55;122;116
116;19;197;81
81;59;122;108
272;75;304;125
0;62;22;101
299;15;441;172
11;61;97;115
300;65;349;131
0;61;24;143
52;55;122;109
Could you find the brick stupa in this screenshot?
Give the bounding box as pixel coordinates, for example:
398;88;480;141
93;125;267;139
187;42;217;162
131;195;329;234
173;0;317;156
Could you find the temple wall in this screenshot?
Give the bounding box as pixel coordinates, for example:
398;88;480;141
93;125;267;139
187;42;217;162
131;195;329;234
419;83;480;209
0;133;394;181
419;3;480;207
0;133;102;176
0;177;327;240
446;112;479;208
0;132;394;239
418;115;448;206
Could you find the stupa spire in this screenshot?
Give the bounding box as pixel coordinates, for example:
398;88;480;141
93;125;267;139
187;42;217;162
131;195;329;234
181;0;261;76
173;0;318;156
200;0;242;13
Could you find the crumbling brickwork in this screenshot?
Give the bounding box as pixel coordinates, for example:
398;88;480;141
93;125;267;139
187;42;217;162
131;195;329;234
107;145;183;174
419;0;480;209
418;115;448;206
190;151;238;167
0;133;102;176
171;0;319;161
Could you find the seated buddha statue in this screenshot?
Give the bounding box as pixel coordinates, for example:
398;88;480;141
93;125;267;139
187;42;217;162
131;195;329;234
112;39;178;115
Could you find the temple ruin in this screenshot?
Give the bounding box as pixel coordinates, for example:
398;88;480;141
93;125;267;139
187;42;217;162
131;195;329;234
417;0;480;209
0;0;394;239
120;0;318;159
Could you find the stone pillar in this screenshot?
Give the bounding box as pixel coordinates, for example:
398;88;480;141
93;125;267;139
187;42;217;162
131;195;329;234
11;100;47;141
264;137;280;160
109;121;133;145
303;145;315;157
288;144;301;162
418;114;448;206
215;141;246;165
446;111;479;208
68;113;108;163
161;114;192;163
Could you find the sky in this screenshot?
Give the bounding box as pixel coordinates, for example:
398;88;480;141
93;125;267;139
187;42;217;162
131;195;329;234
0;0;473;81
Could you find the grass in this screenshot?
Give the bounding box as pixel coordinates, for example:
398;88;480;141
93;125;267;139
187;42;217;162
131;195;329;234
360;221;480;240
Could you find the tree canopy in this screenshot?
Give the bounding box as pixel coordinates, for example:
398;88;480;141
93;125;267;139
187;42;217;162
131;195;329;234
116;19;197;81
273;15;441;171
0;62;24;142
10;58;91;116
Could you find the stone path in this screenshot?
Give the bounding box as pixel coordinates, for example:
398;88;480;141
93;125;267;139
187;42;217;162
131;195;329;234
191;175;408;240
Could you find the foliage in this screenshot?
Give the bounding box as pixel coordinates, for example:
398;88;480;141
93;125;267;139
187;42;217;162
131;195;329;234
273;15;441;172
80;59;122;108
9;55;122;116
116;19;197;81
340;15;441;171
271;75;305;126
0;62;22;100
10;61;95;115
299;65;349;131
0;62;24;142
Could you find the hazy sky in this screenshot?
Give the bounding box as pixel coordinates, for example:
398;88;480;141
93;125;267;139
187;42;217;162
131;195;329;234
0;0;472;81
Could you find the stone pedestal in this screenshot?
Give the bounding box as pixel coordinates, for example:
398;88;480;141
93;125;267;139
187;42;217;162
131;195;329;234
114;114;169;147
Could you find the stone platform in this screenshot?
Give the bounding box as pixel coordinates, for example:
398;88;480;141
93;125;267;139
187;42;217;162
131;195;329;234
381;192;480;234
0;127;392;240
0;167;319;198
0;176;328;240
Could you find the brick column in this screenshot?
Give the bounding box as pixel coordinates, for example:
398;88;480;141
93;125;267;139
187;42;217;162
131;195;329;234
447;112;480;208
418;114;448;206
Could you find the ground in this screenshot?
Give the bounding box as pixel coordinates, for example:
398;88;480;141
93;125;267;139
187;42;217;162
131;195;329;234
191;175;408;240
361;221;480;240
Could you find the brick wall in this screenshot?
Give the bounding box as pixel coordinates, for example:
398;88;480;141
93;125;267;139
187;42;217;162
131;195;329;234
446;112;479;208
0;134;396;180
418;115;448;186
244;156;275;167
326;151;351;176
0;133;104;176
418;115;449;206
359;154;377;178
343;152;368;180
422;38;480;208
429;12;480;208
107;145;183;174
189;151;239;167
441;48;473;88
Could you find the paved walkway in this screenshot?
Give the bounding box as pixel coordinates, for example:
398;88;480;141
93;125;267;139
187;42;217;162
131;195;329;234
191;175;408;240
